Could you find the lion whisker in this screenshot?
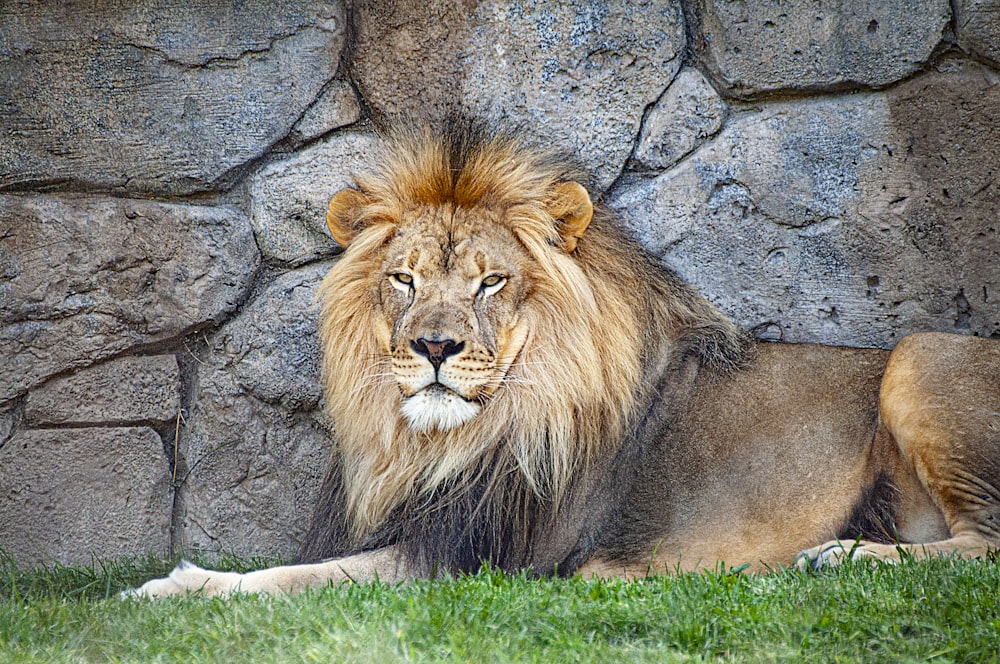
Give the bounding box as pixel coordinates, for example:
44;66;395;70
480;375;538;396
360;371;396;381
493;375;536;385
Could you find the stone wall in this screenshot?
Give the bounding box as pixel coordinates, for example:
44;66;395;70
1;0;998;567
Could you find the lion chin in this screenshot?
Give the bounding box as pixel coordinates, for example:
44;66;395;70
400;386;481;432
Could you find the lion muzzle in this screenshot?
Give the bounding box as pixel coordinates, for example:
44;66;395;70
397;337;482;432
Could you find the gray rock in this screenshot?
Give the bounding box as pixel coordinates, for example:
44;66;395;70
610;61;1000;348
221;263;329;412
287;79;362;148
0;427;172;567
352;0;686;189
0;195;260;403
957;1;1000;67
0;1;347;195
634;67;728;171
0;403;17;448
176;263;332;560
24;355;181;427
249;132;379;265
689;0;951;99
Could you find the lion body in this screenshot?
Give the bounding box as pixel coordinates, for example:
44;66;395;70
130;126;1000;597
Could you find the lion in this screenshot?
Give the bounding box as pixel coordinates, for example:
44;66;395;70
129;124;1000;597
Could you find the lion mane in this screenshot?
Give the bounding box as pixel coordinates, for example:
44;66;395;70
300;124;750;573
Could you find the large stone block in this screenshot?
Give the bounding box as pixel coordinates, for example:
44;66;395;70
249;132;378;265
0;1;348;195
688;0;951;99
219;263;329;413
24;355;181;427
634;67;728;171
957;1;1000;68
609;60;1000;348
0;195;260;403
0;427;172;567
352;0;685;189
176;263;332;560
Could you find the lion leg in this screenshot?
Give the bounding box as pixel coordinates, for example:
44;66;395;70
800;333;1000;570
124;545;413;598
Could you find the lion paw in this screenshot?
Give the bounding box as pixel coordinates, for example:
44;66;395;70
122;561;246;599
796;540;898;571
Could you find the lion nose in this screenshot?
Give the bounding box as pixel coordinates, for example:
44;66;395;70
410;337;465;372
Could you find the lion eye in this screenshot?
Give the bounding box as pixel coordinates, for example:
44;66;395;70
479;274;507;296
389;272;415;291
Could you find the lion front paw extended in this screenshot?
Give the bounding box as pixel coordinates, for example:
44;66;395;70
122;561;246;599
796;540;899;571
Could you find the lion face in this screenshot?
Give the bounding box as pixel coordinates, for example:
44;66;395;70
310;127;750;550
377;205;531;432
322;130;595;437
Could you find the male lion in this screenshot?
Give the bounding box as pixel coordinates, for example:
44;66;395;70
131;125;1000;597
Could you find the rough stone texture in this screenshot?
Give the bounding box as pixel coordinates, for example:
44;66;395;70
0;404;17;448
0;427;172;567
352;0;686;189
634;67;728;171
0;195;260;403
176;263;332;559
689;0;951;99
0;0;347;195
24;355;181;427
610;60;1000;348
1;1;999;568
287;79;362;148
249;131;378;265
957;1;1000;67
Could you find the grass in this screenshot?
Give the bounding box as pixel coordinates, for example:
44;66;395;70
0;553;998;662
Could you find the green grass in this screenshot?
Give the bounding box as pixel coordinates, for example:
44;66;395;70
0;553;998;662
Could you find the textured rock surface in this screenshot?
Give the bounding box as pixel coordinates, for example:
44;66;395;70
0;0;347;195
957;0;1000;67
352;0;686;189
610;61;1000;348
24;355;181;427
1;1;999;567
176;263;332;559
0;427;172;567
287;79;361;148
689;0;951;98
634;67;728;170
249;132;378;265
0;406;15;447
0;195;260;403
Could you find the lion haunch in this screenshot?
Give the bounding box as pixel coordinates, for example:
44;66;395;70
129;125;1000;597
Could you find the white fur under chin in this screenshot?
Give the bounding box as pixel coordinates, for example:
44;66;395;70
401;389;481;432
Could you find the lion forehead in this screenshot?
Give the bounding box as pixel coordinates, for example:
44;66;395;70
383;209;527;282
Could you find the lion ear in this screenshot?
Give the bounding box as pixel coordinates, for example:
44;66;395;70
326;188;370;248
546;181;593;253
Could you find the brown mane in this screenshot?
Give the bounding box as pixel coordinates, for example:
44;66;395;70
300;123;750;571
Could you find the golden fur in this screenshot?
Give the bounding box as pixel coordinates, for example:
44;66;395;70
312;124;746;555
128;126;1000;598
